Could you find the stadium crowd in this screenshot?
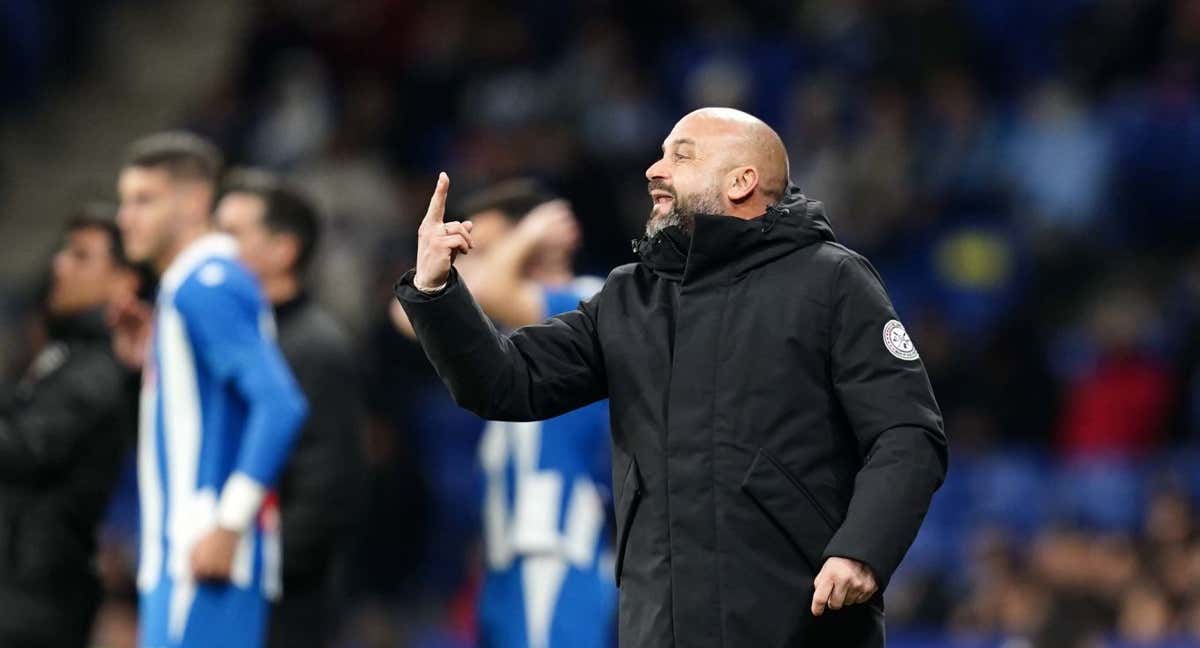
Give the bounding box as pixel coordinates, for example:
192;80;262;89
5;1;1200;647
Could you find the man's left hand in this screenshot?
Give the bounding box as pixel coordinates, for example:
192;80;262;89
190;527;240;581
811;556;878;616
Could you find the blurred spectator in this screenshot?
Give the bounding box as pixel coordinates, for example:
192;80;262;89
216;169;368;648
1006;81;1112;235
832;83;916;253
917;69;1006;213
245;51;334;169
0;209;137;648
1118;584;1173;644
1057;286;1173;458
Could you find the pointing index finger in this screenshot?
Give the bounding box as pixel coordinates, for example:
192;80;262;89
811;575;833;616
423;172;450;226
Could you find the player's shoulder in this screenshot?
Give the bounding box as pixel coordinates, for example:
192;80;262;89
579;264;640;306
178;256;258;297
174;256;262;313
569;275;605;300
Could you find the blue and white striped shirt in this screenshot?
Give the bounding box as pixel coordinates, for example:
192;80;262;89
137;234;307;633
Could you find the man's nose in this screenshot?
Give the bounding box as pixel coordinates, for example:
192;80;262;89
646;158;668;182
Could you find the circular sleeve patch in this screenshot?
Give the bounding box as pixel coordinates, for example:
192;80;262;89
198;262;227;286
882;319;919;361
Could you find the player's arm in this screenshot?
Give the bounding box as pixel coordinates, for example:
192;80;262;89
468;200;579;329
395;174;607;422
0;349;124;482
813;254;948;615
388;201;572;337
175;276;308;533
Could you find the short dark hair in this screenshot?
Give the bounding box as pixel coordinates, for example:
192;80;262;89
220;168;320;273
123;131;223;185
66;202;129;267
458;178;556;222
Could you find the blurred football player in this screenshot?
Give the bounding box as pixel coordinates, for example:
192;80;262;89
216;169;366;648
114;132;307;648
392;180;616;648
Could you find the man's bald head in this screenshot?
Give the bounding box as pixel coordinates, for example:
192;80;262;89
645;107;791;235
676;108;790;199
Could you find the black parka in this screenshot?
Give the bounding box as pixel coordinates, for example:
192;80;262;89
396;186;948;647
0;310;130;648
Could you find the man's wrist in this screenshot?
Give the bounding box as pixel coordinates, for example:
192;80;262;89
216;473;265;532
413;274;448;294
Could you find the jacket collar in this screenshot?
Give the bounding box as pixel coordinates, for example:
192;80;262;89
634;185;836;285
632;225;689;282
273;291;310;327
45;307;110;343
160;232;238;296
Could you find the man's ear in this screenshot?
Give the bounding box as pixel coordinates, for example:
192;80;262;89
182;182;216;225
726;166;759;203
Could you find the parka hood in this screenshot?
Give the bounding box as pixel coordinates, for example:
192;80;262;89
634;184;835;284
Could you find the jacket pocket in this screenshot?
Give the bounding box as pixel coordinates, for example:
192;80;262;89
740;448;839;573
613;456;643;587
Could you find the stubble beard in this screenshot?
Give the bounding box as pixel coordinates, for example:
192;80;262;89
645;185;724;238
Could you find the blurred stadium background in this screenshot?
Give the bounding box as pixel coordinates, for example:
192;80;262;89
4;0;1200;647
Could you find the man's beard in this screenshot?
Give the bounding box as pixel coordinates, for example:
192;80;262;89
645;183;724;238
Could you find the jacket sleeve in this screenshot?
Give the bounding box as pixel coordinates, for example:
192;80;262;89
176;277;308;531
821;254;948;589
0;348;124;483
395;268;607;421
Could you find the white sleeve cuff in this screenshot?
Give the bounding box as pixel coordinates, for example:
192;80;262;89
416;280;447;294
217;472;266;532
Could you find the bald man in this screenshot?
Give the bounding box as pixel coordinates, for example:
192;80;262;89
395;108;948;647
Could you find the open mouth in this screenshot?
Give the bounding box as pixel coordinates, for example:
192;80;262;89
650;190;674;207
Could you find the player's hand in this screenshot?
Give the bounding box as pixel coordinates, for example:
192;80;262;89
413;172;474;292
811;556;877;616
107;294;152;370
515;200;580;254
190;527;240;582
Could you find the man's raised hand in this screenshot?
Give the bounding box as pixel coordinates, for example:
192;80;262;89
413;172;474;293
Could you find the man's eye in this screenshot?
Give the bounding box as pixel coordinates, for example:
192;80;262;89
674;153;688;161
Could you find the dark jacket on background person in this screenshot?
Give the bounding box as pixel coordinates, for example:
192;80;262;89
396;186;948;647
268;294;366;648
0;309;129;648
